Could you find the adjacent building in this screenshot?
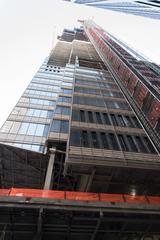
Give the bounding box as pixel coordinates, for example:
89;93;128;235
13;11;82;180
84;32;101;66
67;0;160;19
0;21;160;239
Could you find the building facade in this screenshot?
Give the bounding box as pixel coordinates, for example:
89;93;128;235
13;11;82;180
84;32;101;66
67;0;160;20
0;22;160;239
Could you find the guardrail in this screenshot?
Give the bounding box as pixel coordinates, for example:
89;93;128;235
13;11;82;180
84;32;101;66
0;188;160;205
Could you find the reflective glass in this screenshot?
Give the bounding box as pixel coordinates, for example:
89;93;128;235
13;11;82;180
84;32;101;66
55;106;70;115
27;123;37;135
58;96;72;103
0;121;13;132
35;124;45;136
19;123;29;134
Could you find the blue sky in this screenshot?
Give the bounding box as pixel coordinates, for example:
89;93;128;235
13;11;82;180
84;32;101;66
0;0;160;127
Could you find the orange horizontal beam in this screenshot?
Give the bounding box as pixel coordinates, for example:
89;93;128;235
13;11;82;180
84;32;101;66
0;188;160;205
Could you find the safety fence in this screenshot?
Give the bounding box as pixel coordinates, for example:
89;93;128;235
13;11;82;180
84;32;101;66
0;188;160;205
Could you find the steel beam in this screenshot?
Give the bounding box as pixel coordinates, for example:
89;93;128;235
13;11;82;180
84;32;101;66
44;148;56;190
78;168;95;192
90;211;103;240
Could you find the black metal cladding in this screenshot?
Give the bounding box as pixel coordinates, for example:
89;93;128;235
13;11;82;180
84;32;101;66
69;128;156;154
72;109;142;128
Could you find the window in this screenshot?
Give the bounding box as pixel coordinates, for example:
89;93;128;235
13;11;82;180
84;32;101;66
73;96;105;107
72;109;79;121
62;82;72;87
118;134;129;151
35;124;44;136
110;114;118;126
95;112;102;124
117;115;126;127
80;110;85;122
19;123;29;134
143;137;156;154
58;96;72;103
19;123;49;136
62;88;72;94
25;89;58;98
132;117;141;128
70;129;81;146
91;131;99;148
55;106;70;115
81;130;89;147
50;120;69;133
102;113;111;125
25;109;53;118
88;111;94;123
10;122;21;134
100;132;109;149
109;133;119;150
27;123;35;135
127;135;138;152
0;121;14;133
124;116;134;127
135;136;147;153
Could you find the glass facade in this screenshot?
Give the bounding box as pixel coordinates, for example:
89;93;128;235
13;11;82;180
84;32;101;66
0;58;73;153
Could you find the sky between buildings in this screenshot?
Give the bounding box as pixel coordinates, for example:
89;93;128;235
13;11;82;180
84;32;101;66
0;0;160;127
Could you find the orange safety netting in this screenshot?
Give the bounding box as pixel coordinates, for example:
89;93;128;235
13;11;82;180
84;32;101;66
0;188;160;205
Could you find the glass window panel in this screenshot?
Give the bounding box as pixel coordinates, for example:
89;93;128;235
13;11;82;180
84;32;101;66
58;96;71;103
80;110;85;122
118;134;129;151
127;135;138;152
72;109;79;121
91;131;99;148
132;116;141;128
0;121;13;132
35;124;45;136
43;125;49;136
111;114;118;126
88;111;94;123
62;88;72;94
39;110;47;118
60;120;69;133
55;106;70;115
47;111;53;119
50;120;60;132
10;122;21;134
124;116;134;127
109;133;119;150
135;136;147;153
143;137;156;154
27;109;35;117
27;123;37;135
117;115;126;127
102;113;111;125
70;129;81;146
95;112;102;124
100;132;109;149
19;123;29;134
81;130;89;147
62;82;72;87
31;145;40;151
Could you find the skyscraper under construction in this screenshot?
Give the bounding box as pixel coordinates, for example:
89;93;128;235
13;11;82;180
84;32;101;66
0;20;160;239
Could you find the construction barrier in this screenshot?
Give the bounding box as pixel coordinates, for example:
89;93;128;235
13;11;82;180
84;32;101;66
0;188;160;205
